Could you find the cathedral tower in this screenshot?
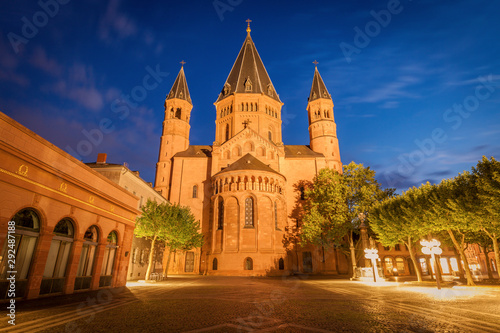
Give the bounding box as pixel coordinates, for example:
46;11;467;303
307;64;342;171
214;21;283;146
154;64;192;199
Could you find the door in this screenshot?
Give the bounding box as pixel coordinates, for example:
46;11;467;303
185;252;195;273
302;252;312;273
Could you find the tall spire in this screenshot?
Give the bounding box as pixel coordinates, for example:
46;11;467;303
308;63;331;102
216;21;280;103
167;63;192;105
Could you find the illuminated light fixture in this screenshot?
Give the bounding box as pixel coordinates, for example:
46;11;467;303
420;239;443;290
364;248;380;282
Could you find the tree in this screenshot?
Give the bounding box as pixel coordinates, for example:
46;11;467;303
301;162;384;277
134;199;171;280
429;174;478;286
371;184;435;282
163;204;204;277
472;156;500;279
134;200;203;280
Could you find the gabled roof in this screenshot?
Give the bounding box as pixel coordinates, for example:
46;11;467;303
308;66;331;102
174;145;212;158
216;29;281;103
166;66;192;104
215;153;282;176
284;145;324;157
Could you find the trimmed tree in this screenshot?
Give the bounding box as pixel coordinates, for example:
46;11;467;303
134;200;203;280
473;156;500;279
301;162;383;277
163;204;204;277
134;199;172;280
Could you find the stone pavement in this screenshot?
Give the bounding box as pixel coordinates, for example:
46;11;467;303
2;275;500;332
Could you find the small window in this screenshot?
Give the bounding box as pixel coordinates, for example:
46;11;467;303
245;257;253;270
278;258;284;270
213;258;218;270
218;198;224;230
245;197;254;227
192;185;198;198
274;201;279;230
395;244;401;251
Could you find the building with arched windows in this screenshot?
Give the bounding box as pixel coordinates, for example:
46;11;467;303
155;24;343;276
0;112;139;299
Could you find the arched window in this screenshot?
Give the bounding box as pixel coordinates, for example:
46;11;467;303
41;218;74;294
225;124;230;141
245;197;254;227
100;231;118;287
396;257;405;274
175;108;181;119
384;257;394;275
244;257;253;270
0;209;40;299
278;258;284;270
274;201;279;230
268;131;272;142
192;185;198;198
212;258;218;270
75;225;99;290
218;198;224;230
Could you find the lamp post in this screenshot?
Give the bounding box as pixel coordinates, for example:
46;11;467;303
364;248;380;282
420;239;443;290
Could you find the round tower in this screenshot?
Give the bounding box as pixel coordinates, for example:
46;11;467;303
307;64;342;171
154;64;192;199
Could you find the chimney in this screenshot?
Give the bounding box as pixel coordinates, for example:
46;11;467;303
97;153;107;164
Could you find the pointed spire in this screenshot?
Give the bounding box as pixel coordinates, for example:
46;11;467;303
216;21;281;103
167;63;192;105
308;63;331;102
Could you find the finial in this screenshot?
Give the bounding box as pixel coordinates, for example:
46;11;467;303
313;60;319;67
246;19;252;35
180;60;186;67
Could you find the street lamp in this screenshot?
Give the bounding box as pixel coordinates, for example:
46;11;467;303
420;239;443;290
364;248;380;282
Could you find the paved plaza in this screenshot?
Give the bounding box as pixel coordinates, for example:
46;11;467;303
2;275;500;332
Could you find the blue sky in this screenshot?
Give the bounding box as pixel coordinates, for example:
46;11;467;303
1;0;499;192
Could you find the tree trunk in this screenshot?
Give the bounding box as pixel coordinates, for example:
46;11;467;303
482;228;500;280
349;232;357;278
492;236;500;280
163;249;173;278
406;237;422;282
447;229;475;286
145;235;157;280
482;245;493;280
452;246;465;281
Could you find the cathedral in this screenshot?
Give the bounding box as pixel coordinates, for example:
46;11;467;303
155;23;344;276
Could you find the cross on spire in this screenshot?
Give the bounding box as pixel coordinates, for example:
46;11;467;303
180;60;186;67
246;19;252;35
313;60;319;67
242;119;252;128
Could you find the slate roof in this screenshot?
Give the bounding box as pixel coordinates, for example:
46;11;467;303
216;28;281;103
166;66;192;104
284;145;324;157
174;145;212;157
308;66;331;102
215;153;282;176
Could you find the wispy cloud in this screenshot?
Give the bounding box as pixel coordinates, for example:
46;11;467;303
99;0;137;43
29;47;63;77
43;63;104;111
